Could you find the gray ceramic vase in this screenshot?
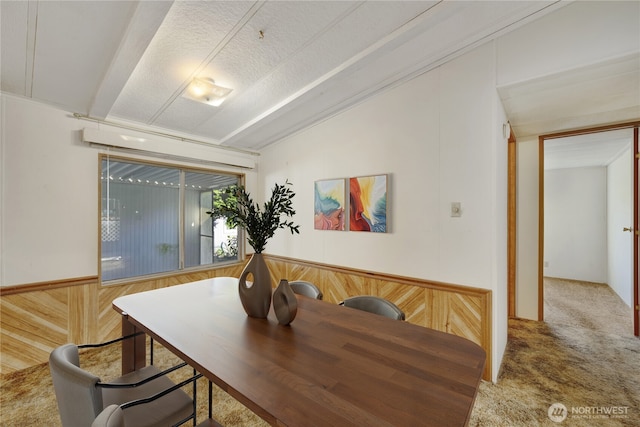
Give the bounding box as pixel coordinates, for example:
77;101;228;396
273;279;298;325
238;253;272;318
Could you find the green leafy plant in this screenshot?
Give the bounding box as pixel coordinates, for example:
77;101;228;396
215;235;238;259
207;181;300;254
157;243;177;255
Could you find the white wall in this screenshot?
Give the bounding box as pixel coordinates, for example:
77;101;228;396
260;43;502;288
259;42;508;381
498;0;640;320
492;73;509;382
607;149;633;306
1;96;97;285
0;94;256;286
515;137;539;320
544;167;608;283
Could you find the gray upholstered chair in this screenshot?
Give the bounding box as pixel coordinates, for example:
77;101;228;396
50;340;200;427
339;295;405;320
289;280;323;300
91;377;217;427
92;405;125;427
93;405;224;427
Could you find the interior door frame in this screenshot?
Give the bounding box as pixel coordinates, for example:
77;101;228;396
507;130;517;318
532;121;640;335
634;127;639;336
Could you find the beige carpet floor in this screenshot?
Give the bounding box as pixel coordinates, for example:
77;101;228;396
1;277;638;426
469;278;638;427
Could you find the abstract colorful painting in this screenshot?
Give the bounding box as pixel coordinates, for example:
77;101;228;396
314;179;346;230
349;174;387;232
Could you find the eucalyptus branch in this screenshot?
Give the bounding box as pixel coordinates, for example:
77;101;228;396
207;180;299;253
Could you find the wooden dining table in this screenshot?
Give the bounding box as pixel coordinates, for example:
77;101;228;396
113;277;485;427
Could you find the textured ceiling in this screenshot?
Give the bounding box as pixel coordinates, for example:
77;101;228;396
544;128;633;170
1;0;637;165
502;52;639;170
2;0;567;151
499;54;640;141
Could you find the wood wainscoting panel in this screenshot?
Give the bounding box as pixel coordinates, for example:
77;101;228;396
0;257;493;379
68;283;99;346
429;290;483;346
0;288;69;373
0;263;248;374
377;281;426;326
265;255;492;381
213;263;247;279
324;272;371;303
96;265;250;343
427;287;491;379
288;262;325;289
98;281;159;343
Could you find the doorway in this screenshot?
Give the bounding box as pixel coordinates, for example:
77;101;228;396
538;123;639;336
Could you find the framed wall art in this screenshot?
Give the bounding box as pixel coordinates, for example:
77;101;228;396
349;174;387;232
314;179;346;230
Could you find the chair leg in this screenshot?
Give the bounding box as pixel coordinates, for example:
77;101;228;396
192;369;197;426
208;381;213;420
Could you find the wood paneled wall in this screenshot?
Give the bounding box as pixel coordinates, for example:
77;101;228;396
265;255;492;381
1;256;491;380
0;264;246;375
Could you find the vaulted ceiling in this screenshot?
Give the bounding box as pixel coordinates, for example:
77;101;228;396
1;0;637;166
1;0;564;151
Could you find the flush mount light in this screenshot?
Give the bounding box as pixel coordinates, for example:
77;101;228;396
182;77;232;107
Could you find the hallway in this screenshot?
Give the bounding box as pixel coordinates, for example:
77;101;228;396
543;277;634;337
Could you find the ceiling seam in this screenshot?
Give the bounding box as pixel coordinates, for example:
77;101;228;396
25;0;39;97
87;1;154;120
218;1;457;145
221;0;566;147
187;1;370;137
208;1;366;117
147;1;267;125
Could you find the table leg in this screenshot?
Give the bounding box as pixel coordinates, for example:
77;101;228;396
121;316;146;374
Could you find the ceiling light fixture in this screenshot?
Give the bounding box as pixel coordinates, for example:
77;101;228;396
182;77;232;107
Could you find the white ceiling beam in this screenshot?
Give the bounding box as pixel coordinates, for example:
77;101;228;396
220;1;565;148
89;1;174;119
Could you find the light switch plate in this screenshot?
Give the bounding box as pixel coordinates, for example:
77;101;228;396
451;202;461;217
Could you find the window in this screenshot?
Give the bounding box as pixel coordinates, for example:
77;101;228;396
100;156;241;283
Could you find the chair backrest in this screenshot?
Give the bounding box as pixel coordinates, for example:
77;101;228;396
340;296;405;320
289;281;323;300
92;405;125;427
49;344;103;427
